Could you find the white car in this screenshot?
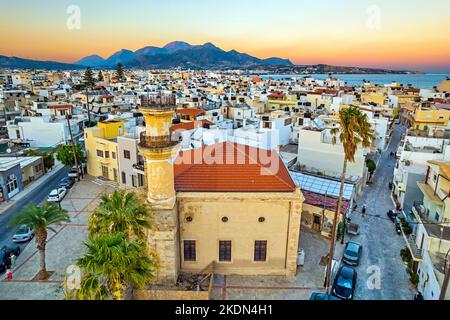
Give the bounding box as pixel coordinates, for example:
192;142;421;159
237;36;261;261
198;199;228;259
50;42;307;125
47;187;67;202
13;224;35;242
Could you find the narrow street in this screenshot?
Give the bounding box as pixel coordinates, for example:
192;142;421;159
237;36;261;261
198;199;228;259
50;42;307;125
0;166;70;251
348;124;416;300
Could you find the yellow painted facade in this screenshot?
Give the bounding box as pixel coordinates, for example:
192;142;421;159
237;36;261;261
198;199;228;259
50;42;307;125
360;92;387;105
85;120;124;182
437;79;450;93
177;191;303;276
267;94;298;112
412;106;450;130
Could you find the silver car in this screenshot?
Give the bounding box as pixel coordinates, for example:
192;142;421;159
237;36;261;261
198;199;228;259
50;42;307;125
13;225;35;243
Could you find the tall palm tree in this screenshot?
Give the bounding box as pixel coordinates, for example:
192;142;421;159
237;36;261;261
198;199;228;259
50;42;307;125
88;190;150;241
325;105;375;291
77;232;155;300
9;203;70;278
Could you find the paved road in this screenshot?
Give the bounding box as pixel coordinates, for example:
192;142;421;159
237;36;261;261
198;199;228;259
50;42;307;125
346;124;415;300
0;166;70;253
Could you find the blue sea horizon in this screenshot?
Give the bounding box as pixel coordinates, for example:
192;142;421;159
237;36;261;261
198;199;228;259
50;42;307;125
258;73;450;89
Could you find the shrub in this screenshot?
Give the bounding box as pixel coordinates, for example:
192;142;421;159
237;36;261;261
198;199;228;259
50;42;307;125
336;222;345;241
410;273;419;286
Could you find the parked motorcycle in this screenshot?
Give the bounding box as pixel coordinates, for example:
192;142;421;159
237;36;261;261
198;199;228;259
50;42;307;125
387;210;398;222
395;221;402;235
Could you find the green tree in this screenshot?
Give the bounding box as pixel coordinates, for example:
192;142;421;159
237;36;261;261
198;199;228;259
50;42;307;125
366;159;376;174
23;149;55;171
97;70;104;82
88;190;150;241
83;67;96;87
56;144;86;167
76;232;155;300
325;106;375;291
116;63;125;82
9;203;70;279
43;153;55;171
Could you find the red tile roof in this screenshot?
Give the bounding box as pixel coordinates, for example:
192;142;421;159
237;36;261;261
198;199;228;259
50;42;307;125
176;108;205;117
174;142;296;192
171;119;213;131
302;190;350;213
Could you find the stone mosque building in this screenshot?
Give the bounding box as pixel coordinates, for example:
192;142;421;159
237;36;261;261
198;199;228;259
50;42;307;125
138;94;304;284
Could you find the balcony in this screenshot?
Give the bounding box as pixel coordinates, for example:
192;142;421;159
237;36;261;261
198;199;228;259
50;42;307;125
138;132;178;149
132;162;145;174
406;234;424;262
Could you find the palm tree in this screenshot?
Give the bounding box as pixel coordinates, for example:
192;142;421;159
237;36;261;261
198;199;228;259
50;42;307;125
77;232;155;300
325;105;375;291
9;203;70;279
88;190;150;241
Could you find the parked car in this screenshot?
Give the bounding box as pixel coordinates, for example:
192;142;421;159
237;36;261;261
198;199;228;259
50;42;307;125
323;259;340;287
332;266;357;300
309;292;341;300
342;241;363;266
59;177;75;189
47;187;67;202
0;245;21;273
387;209;398;222
68;166;80;178
12;224;35;243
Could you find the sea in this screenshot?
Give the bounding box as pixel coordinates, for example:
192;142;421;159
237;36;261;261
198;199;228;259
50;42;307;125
258;73;450;89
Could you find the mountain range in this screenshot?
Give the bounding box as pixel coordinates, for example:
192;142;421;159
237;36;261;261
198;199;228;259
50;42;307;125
0;41;419;73
75;41;293;69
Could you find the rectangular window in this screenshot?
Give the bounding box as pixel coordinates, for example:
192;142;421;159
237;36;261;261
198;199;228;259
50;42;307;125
219;241;232;262
184;240;196;261
132;175;137;187
121;171;126;184
254;240;267;262
105;151;109;158
96;149;104;157
124;150;131;159
138;173;144;187
112;152;116;159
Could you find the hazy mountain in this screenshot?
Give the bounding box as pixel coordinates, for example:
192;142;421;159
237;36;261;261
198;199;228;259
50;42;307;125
163;41;193;53
75;54;106;67
0;55;83;70
75;41;294;69
134;46;167;56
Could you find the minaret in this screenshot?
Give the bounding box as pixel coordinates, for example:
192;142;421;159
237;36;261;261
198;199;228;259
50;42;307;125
138;93;180;285
138;94;180;209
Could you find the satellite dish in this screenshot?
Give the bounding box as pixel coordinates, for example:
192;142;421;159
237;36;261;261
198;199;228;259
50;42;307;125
6;148;12;154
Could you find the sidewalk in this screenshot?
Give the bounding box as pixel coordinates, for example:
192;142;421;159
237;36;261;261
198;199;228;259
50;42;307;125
0;163;65;215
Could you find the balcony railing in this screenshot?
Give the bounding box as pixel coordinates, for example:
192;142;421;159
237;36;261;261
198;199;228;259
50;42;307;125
138;132;178;149
406;234;424;262
132;163;145;172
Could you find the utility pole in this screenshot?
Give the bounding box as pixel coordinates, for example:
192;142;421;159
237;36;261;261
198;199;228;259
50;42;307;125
85;86;91;124
440;248;450;300
65;114;83;181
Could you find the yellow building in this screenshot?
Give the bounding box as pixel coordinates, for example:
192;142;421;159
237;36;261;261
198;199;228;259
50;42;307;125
437;79;450;93
138;94;304;284
360;92;387;106
266;91;299;112
411;104;450;130
84;119;124;182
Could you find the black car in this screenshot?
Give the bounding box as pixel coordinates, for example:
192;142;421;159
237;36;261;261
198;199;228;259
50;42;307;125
0;245;21;273
332;266;357;300
59;177;75;189
387;210;398;222
342;241;362;266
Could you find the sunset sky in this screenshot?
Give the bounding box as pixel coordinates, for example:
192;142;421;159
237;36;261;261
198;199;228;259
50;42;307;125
1;0;449;72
